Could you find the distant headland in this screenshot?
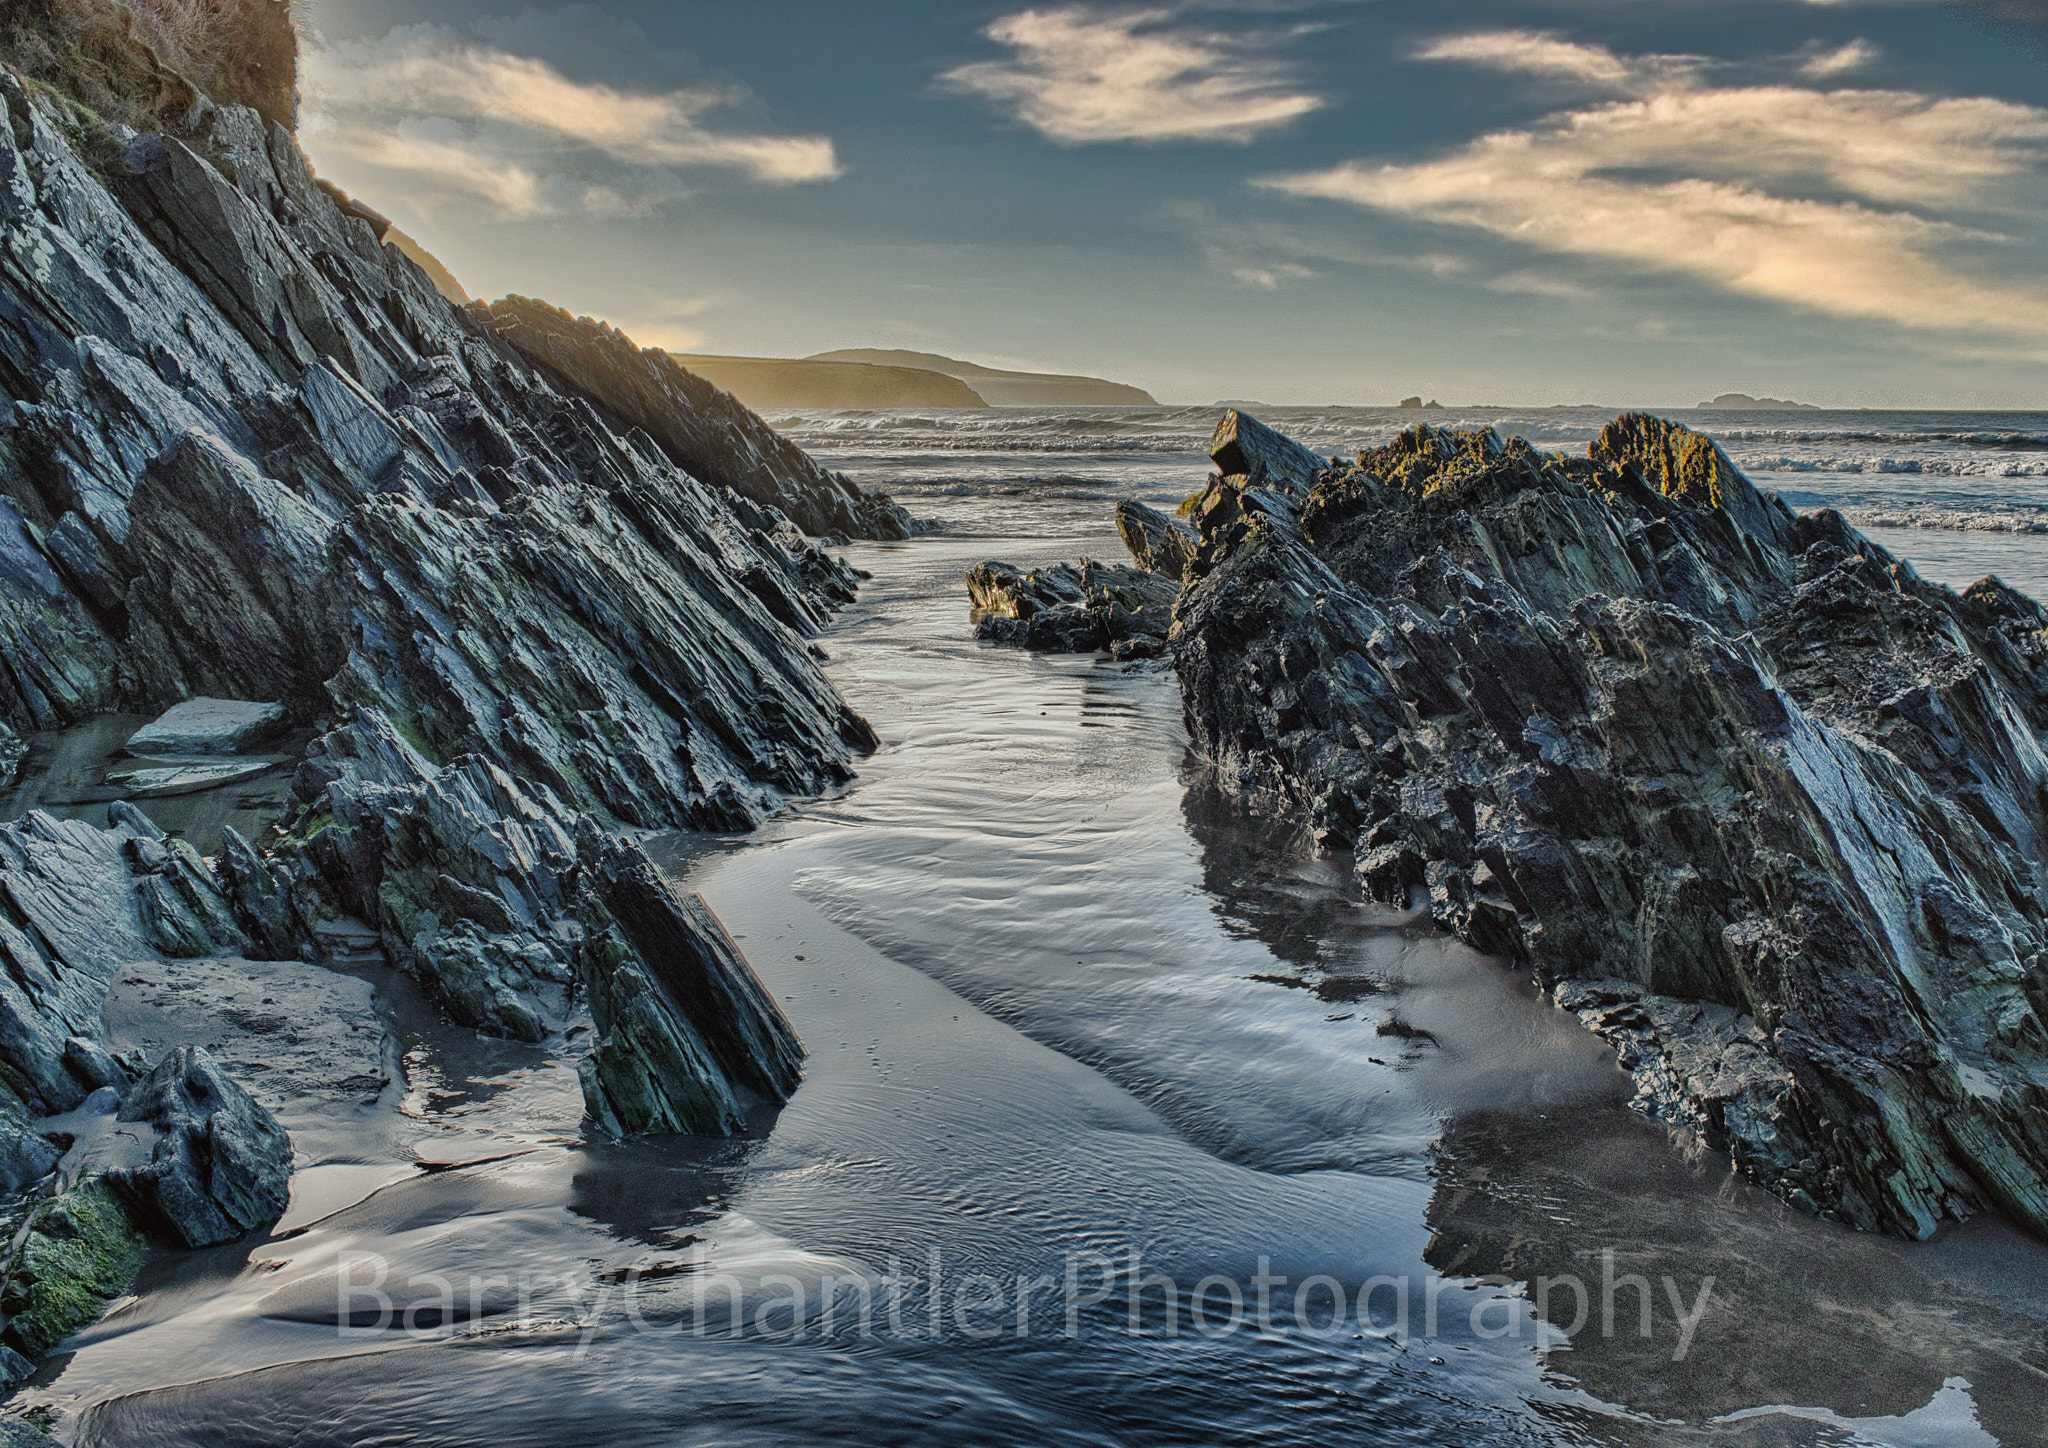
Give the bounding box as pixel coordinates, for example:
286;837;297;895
658;348;1154;409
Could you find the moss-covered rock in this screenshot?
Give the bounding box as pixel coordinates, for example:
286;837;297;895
0;1182;146;1364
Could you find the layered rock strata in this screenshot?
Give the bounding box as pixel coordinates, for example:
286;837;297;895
0;73;887;831
1165;409;2048;1240
218;710;803;1136
966;558;1176;659
486;298;919;542
0;6;868;1384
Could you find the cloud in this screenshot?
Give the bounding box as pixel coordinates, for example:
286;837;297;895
1414;30;1638;87
1801;38;1882;75
301;9;838;220
938;6;1323;144
1258;31;2048;347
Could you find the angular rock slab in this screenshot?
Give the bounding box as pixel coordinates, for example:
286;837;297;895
124;699;288;757
104;757;281;797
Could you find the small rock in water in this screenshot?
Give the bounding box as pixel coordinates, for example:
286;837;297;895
966;559;1176;654
124;699;288;757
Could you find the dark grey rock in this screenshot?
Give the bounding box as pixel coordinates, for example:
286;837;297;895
228;709;804;1133
1170;410;2048;1241
966;558;1177;654
0;75;879;833
576;836;803;1136
1116;498;1199;580
124;698;287;755
105;1045;292;1248
1207;408;1330;500
485;297;920;542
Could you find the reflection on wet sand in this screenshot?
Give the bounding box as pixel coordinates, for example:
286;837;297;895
1187;765;2048;1445
1426;1105;2048;1445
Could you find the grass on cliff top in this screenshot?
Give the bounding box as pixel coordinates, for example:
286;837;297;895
1;0;299;133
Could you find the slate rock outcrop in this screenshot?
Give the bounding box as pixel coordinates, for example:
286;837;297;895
966;558;1177;660
1165;409;2048;1241
221;709;804;1135
487;297;919;542
0;72;884;831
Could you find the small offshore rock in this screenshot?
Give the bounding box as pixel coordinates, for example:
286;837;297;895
967;559;1176;654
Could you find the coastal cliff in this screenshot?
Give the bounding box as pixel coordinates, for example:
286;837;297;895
0;0;889;1387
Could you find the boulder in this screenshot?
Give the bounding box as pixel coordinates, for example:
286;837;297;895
1169;410;2048;1241
966;559;1176;656
103;1046;292;1247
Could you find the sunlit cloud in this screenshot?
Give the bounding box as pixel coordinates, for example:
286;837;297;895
1259;31;2048;348
1414;30;1637;88
1801;38;1882;76
302;12;839;220
939;6;1323;144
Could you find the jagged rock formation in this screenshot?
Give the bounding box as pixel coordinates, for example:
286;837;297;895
99;1044;291;1247
219;710;803;1135
0;71;884;831
0;802;303;1380
488;299;918;541
966;558;1176;660
1115;499;1197;581
1165;410;2048;1241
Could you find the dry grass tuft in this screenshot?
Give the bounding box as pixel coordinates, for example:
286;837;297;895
0;0;298;132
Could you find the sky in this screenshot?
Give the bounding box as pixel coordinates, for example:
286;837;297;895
297;1;2048;408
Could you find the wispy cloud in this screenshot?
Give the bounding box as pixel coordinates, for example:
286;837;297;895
1413;30;1642;88
938;6;1323;144
1258;31;2048;347
302;10;838;220
1801;38;1882;76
